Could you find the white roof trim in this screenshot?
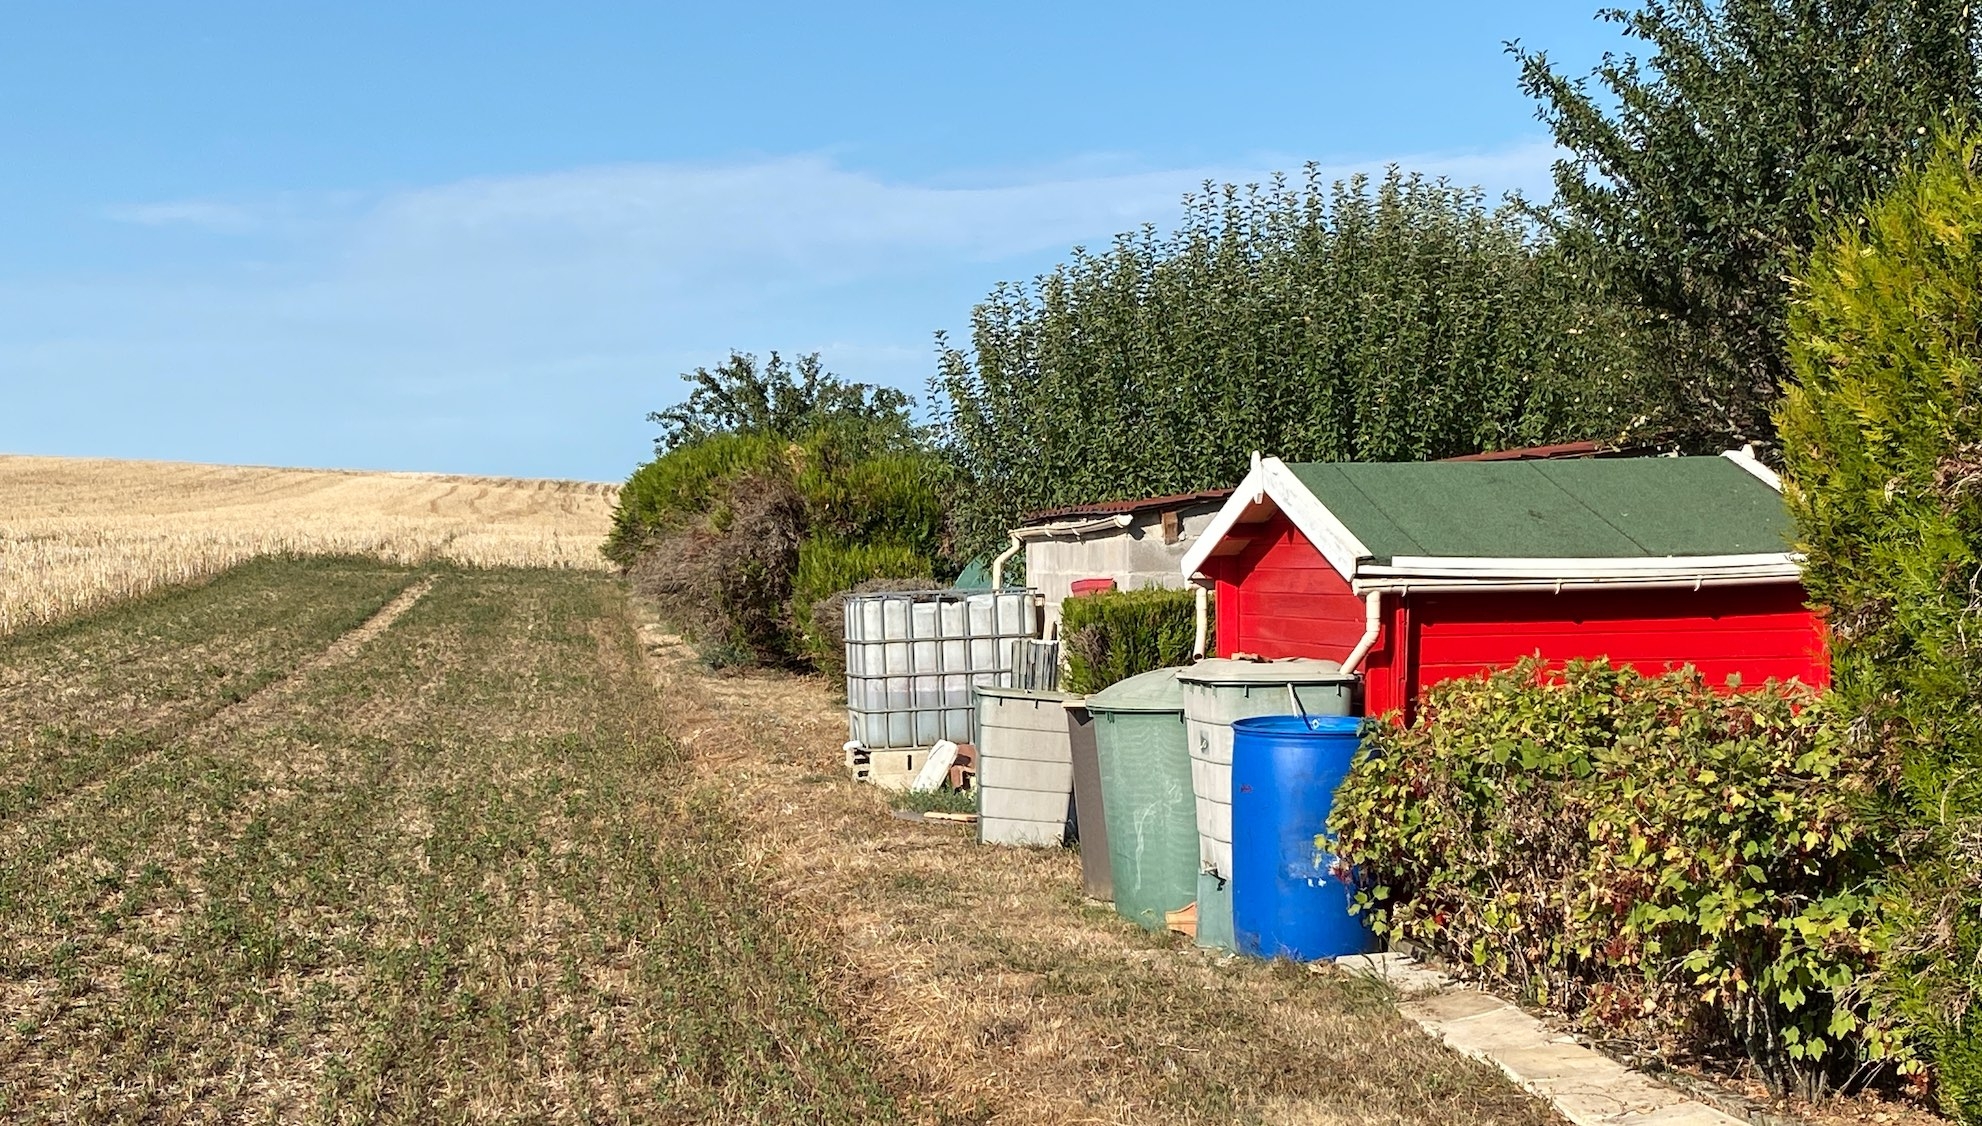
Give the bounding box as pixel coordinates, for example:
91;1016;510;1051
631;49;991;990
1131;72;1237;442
1721;446;1783;491
1179;455;1373;580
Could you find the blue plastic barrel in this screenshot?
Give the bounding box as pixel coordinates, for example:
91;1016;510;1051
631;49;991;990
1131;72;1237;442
1230;714;1377;961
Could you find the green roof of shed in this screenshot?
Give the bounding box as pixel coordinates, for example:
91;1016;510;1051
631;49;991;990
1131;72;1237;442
1282;456;1793;565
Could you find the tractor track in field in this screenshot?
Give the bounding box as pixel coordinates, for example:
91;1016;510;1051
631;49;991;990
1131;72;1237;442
0;575;437;842
200;575;435;733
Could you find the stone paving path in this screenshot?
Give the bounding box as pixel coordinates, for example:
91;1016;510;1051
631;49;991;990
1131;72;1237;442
1338;952;1746;1126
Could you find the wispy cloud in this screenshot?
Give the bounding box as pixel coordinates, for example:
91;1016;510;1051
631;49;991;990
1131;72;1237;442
103;199;271;234
25;140;1561;477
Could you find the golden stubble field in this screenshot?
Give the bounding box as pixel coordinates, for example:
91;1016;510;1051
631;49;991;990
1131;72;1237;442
0;454;618;635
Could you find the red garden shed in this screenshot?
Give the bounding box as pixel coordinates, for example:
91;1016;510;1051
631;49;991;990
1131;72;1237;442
1179;450;1827;720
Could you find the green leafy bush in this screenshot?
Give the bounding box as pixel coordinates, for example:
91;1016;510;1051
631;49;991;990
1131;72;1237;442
1330;660;1896;1097
1061;588;1202;695
611;352;953;669
1780;131;1982;1118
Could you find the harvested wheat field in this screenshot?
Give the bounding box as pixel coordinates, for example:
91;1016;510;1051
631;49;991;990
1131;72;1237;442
0;454;615;635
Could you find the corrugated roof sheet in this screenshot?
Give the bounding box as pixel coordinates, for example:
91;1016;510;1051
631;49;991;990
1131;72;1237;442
1021;489;1233;525
1439;440;1638;462
1283;456;1793;564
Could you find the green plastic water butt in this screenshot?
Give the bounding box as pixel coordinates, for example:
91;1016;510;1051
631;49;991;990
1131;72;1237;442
1087;667;1197;932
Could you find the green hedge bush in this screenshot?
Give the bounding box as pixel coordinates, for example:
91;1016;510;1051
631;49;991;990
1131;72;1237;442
1780;131;1982;1120
1060;588;1202;695
611;424;950;668
1330;660;1898;1097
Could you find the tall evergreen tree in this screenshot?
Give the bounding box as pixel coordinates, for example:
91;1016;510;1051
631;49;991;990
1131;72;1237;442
1781;133;1982;1121
1515;0;1980;450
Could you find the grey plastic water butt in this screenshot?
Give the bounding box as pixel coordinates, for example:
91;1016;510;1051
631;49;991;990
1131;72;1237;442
1178;658;1356;951
974;685;1075;847
1087;667;1197;931
1064;700;1111;900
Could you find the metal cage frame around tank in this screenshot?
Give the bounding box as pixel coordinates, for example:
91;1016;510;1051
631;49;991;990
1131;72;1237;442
842;588;1040;750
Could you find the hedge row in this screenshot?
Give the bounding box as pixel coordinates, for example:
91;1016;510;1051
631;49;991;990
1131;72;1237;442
1330;660;1897;1097
615;428;946;668
1059;587;1202;695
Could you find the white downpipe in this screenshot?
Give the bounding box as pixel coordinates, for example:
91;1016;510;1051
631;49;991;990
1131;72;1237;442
1192;582;1210;658
991;534;1024;590
1340;590;1384;673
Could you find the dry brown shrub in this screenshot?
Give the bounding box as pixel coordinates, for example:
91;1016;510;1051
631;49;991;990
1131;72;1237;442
628;472;807;667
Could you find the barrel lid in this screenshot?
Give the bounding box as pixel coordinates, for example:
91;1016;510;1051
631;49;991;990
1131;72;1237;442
1232;714;1363;735
1177;656;1352;686
974;685;1068;704
1085;666;1185;713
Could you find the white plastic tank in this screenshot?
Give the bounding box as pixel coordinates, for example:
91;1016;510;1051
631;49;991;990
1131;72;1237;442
844;589;1040;750
1177;657;1356;879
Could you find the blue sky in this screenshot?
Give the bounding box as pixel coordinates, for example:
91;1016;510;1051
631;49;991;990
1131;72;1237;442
0;2;1626;482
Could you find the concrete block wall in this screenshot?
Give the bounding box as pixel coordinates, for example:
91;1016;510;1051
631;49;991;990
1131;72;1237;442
1025;504;1222;633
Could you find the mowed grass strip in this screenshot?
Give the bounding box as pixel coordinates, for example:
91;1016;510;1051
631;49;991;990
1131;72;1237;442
0;563;897;1124
644;630;1563;1126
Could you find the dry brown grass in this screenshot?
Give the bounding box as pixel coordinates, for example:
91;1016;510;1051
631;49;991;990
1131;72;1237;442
637;613;1562;1126
0;453;617;634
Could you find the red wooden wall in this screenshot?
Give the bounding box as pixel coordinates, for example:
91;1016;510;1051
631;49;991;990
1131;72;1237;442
1205;514;1829;720
1213;513;1368;660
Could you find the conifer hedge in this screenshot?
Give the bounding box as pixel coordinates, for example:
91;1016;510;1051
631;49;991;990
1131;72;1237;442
1780;133;1982;1119
1059;588;1201;695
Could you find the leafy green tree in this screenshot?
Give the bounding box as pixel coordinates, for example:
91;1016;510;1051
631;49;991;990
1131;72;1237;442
1515;0;1980;450
613;350;947;668
1780;132;1982;1119
933;167;1637;560
649;350;914;453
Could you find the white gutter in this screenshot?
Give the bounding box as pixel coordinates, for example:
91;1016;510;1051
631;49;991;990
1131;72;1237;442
991;513;1135;589
1340;590;1383;673
1352;572;1801;596
1360;552;1803;583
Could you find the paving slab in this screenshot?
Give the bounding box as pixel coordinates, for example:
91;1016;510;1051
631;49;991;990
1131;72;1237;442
1337;952;1747;1126
1495;1042;1629;1084
1397;986;1504;1023
1332;950;1450;993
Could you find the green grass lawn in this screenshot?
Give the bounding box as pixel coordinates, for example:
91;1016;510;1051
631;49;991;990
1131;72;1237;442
0;562;896;1123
